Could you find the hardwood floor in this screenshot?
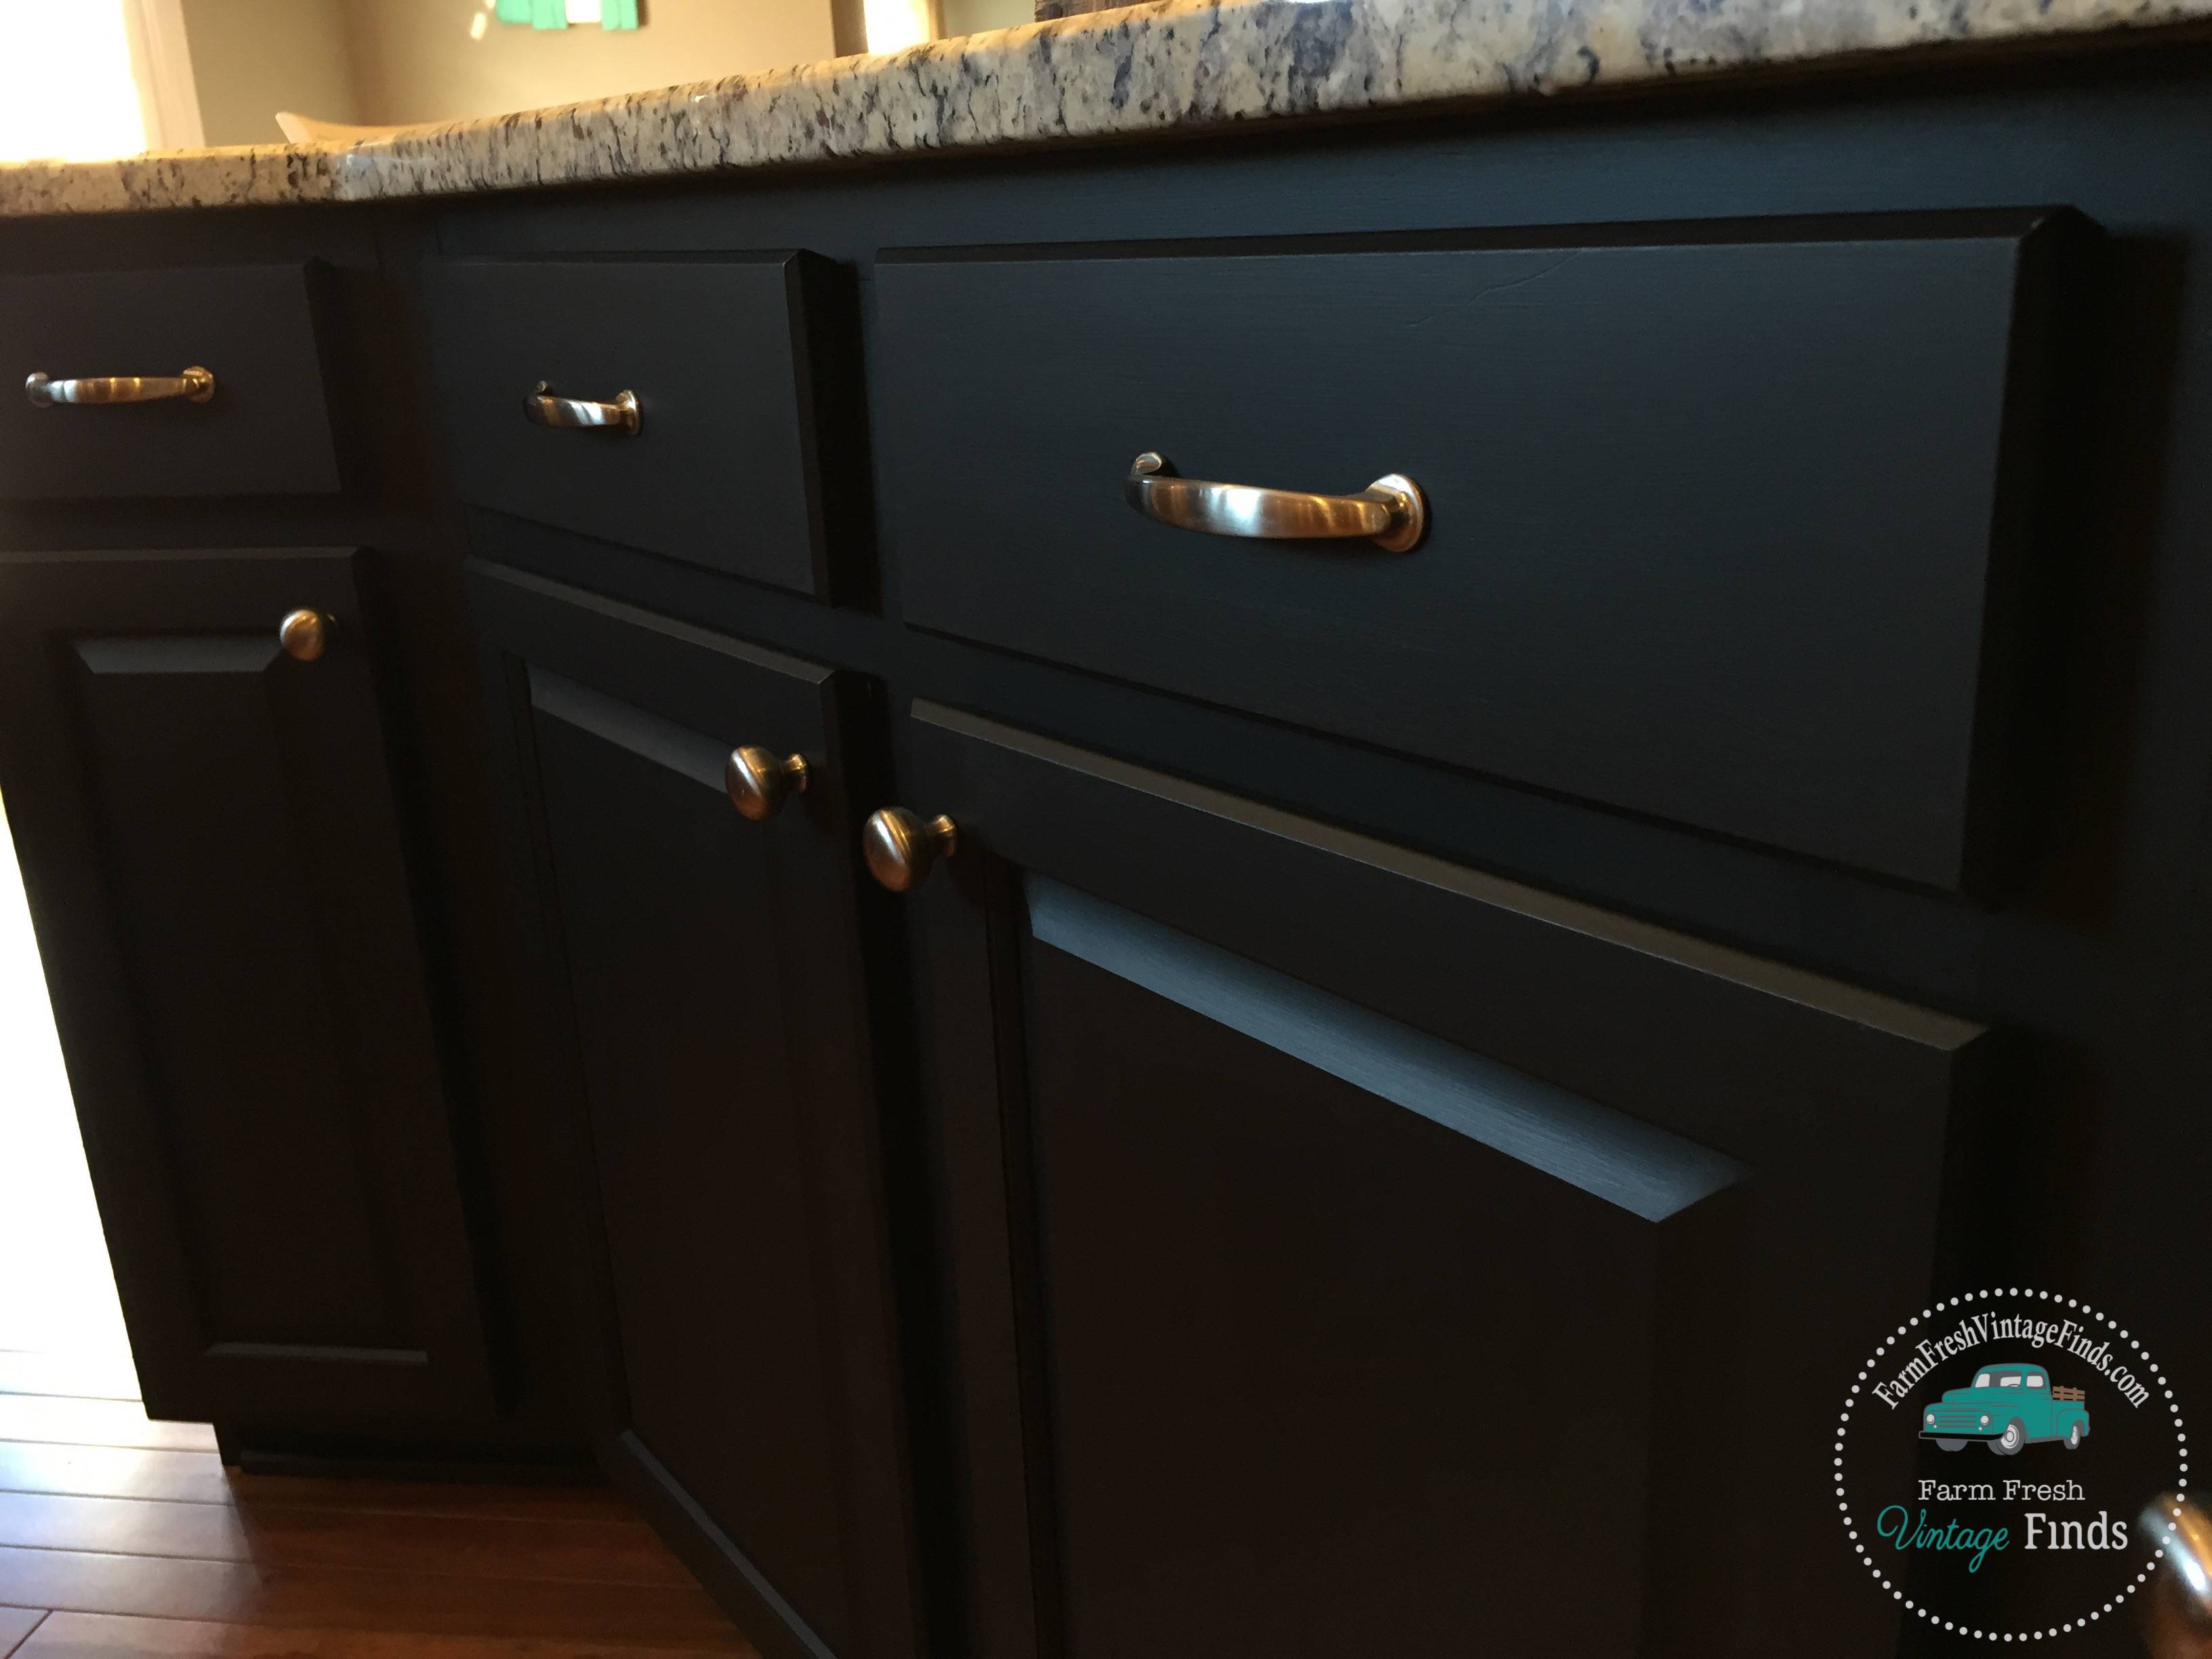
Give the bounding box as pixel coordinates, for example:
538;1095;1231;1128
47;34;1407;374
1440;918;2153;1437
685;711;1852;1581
0;1349;756;1659
0;810;731;1659
0;1401;214;1457
0;1361;134;1408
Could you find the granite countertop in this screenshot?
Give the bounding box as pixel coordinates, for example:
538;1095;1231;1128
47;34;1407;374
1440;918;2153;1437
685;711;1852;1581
3;0;2207;218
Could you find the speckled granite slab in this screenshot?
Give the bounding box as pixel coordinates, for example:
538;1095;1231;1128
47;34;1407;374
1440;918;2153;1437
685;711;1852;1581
4;0;2208;217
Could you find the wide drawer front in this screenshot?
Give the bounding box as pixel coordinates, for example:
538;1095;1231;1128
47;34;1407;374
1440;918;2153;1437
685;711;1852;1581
878;212;2083;892
422;255;846;598
0;264;340;500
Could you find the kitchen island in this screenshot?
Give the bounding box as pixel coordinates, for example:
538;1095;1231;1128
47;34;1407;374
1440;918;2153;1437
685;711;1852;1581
3;4;2210;1654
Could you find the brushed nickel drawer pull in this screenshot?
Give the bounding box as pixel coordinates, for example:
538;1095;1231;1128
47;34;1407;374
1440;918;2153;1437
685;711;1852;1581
25;366;216;408
1125;451;1427;552
525;380;641;435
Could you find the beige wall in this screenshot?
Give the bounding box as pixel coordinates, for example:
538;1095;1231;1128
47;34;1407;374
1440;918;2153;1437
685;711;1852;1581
340;0;840;127
182;0;361;146
940;0;1032;36
180;0;1033;145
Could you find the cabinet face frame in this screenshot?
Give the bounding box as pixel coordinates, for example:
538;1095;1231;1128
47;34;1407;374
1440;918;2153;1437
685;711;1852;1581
466;562;922;1659
899;699;1999;1659
0;546;495;1432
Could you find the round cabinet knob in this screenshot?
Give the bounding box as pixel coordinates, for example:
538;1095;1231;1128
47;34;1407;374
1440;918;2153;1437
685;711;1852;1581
2142;1492;2212;1654
862;807;958;893
724;746;810;822
278;609;330;661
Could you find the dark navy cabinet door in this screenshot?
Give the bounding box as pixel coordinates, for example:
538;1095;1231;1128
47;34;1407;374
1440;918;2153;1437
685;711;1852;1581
468;564;921;1659
897;699;2003;1659
0;548;493;1434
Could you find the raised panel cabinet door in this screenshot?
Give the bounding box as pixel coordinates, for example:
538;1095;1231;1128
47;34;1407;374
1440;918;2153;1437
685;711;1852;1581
0;549;493;1433
892;701;2004;1659
467;564;919;1659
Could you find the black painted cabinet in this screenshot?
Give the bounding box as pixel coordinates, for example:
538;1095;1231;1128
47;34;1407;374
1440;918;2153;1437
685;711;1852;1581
895;699;2003;1659
14;50;2212;1659
0;548;495;1433
0;264;342;500
877;210;2082;895
421;254;862;600
468;565;921;1659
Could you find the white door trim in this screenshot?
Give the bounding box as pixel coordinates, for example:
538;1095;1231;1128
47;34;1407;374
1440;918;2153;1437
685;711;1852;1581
120;0;204;151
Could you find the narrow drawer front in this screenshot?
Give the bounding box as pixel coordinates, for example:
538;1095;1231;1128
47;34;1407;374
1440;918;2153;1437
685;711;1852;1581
0;264;339;500
878;213;2083;891
422;256;840;598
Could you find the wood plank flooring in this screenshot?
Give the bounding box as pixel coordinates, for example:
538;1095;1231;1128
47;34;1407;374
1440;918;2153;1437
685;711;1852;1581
0;1606;42;1659
0;1359;136;1407
0;1402;213;1457
16;1614;729;1659
0;1349;756;1659
0;1493;693;1584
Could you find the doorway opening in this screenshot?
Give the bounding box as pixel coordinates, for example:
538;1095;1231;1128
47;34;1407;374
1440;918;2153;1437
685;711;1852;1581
0;789;139;1394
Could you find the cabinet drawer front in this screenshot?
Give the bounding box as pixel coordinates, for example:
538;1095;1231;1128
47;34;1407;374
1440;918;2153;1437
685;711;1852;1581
878;212;2083;891
426;257;844;597
0;549;491;1431
0;265;340;501
907;701;1997;1656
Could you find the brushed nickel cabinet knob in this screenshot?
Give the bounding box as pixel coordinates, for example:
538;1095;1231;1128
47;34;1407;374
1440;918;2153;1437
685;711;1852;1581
863;807;957;893
724;745;810;821
2142;1492;2212;1654
278;609;330;661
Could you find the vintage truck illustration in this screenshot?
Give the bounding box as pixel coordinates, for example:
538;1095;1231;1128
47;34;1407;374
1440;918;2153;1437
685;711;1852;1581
1921;1362;2091;1454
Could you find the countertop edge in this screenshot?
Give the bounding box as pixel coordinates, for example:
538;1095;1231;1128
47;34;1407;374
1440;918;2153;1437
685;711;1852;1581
4;0;2209;220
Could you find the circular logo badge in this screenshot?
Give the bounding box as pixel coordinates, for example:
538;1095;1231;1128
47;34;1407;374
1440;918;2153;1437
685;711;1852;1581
1836;1287;2189;1641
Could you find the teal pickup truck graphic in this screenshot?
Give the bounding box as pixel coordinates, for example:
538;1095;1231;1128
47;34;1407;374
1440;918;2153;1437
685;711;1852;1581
1920;1362;2091;1454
